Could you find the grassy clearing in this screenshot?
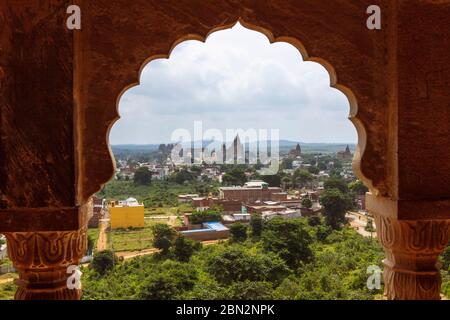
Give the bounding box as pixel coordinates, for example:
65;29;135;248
87;228;100;253
144;204;194;217
110;218;179;252
0;282;16;300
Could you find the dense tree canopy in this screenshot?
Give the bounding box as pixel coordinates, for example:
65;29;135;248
133;167;152;185
81;220;387;301
151;223;176;254
171;235;201;262
205;245;289;285
320;189;352;230
324;176;348;194
229;223;248;243
293;169;313;188
250;214;263;237
301;198;313;209
189;210;222;225
91;250;119;276
261;218;313;268
349;180;369;196
222;167;247;186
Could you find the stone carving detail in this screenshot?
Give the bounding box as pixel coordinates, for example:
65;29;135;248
373;215;450;300
4;228;87;300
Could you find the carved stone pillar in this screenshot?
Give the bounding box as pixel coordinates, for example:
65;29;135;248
368;194;450;300
3;228;87;300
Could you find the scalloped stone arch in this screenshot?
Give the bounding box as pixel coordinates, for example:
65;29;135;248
77;1;393;210
99;19;375;202
4;0;450;301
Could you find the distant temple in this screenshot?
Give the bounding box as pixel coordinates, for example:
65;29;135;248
224;135;245;163
289;143;302;158
337;145;353;160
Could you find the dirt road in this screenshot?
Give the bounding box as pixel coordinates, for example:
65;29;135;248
0;277;15;285
96;219;109;252
115;239;226;260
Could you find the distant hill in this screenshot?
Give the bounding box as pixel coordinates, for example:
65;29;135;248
111;141;356;156
111;144;160;155
277;140;356;154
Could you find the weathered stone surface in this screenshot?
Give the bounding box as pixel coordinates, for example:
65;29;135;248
0;1;75;209
4;227;87;300
373;214;450;300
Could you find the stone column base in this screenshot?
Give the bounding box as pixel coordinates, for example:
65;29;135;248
4;228;87;300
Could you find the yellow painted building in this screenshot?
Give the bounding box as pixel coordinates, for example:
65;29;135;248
109;198;145;229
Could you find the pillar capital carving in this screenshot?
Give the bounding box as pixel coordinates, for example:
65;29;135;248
370;209;450;300
4;228;87;300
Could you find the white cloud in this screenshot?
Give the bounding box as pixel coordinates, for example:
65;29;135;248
110;23;357;144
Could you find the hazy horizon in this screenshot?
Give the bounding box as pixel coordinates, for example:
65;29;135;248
111;140;357;146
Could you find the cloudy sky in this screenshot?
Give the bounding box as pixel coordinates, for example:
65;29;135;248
110;23;357;145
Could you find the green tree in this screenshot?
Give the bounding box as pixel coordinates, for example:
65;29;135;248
307;216;321;227
293;169;313;188
138;261;197;300
308;166;320;174
139;273;177;300
317;162;327;171
224;281;274;300
262;174;282;187
261;218;313;268
440;242;450;271
301;198;313;209
91;250;118;276
229;223;248;242
151;223;175;254
324;176;348;193
133;167;152;185
250;214;263;237
174;169;194;184
87;234;95;255
222;167;247;186
171;235;200;262
365;218;376;233
320;189;352;230
281;176;292;190
206;245;289;285
282;158;293;170
349;179;369;196
189;210;222;224
315;224;333;242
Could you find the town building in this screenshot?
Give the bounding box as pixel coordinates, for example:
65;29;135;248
262;209;302;220
180;221;230;241
178;194;200;203
88;196;105;228
336;145;353;160
219;180;283;204
191;197;242;213
222;213;252;224
109;197;145;229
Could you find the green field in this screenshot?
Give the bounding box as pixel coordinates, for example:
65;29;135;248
110;218;181;252
144;204;193;217
96;180;216;208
